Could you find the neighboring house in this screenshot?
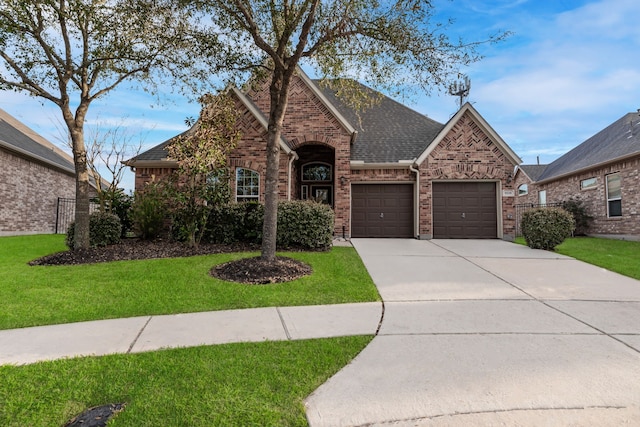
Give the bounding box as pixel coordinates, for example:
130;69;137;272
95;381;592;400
514;111;640;237
0;108;77;235
127;69;522;240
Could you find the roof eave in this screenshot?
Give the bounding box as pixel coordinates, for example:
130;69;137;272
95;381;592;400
350;160;413;170
535;151;640;184
123;159;179;169
296;68;357;135
231;87;293;155
0;139;76;176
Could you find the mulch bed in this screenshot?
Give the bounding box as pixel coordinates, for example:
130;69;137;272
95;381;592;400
29;239;312;284
211;256;312;284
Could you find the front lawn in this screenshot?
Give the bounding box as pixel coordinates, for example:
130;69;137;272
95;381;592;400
0;336;372;426
0;235;379;330
516;236;640;280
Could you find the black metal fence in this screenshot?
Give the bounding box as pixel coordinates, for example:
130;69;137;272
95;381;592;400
514;202;563;237
55;198;100;234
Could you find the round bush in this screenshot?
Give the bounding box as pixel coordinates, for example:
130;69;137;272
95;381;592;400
66;212;122;249
521;207;575;250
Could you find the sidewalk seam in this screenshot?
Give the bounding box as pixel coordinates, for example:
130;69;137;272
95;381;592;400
127;316;152;353
276;307;292;340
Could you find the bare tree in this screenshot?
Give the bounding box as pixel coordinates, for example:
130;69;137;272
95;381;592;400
85;119;142;212
192;0;509;261
0;0;218;248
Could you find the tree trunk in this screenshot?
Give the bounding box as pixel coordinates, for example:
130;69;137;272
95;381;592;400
70;127;91;250
63;103;91;250
261;68;292;261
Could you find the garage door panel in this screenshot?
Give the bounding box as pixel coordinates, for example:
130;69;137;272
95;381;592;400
352;184;414;238
432;182;497;239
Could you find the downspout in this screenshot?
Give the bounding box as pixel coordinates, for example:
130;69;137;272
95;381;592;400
409;160;420;239
287;151;298;200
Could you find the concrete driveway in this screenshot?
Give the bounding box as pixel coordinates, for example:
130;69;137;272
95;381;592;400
305;239;640;426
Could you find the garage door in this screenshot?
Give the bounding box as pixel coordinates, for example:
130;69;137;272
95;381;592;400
352;184;414;238
432;182;497;239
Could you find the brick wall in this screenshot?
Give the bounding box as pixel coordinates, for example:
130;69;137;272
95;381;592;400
0;148;75;235
418;111;518;239
244;74;353;236
530;157;640;236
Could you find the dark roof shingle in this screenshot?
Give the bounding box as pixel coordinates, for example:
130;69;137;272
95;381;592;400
538;112;640;181
314;80;444;163
0;108;75;173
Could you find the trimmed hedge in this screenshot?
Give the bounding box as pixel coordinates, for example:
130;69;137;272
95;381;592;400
204;200;334;250
276;200;334;249
521;207;575;250
66;212;122;249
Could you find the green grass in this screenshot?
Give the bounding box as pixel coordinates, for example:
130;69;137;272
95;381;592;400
0;235;379;330
0;336;372;426
515;236;640;280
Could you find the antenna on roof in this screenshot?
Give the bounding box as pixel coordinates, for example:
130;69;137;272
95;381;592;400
448;75;471;110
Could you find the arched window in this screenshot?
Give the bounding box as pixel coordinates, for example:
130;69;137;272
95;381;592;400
302;163;332;182
517;183;528;196
236;168;259;201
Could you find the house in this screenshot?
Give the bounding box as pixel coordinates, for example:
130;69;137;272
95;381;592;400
127;69;522;240
514;111;640;237
0;108;78;235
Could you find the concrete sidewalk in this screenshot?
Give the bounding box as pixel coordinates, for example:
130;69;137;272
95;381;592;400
0;302;382;365
305;239;640;426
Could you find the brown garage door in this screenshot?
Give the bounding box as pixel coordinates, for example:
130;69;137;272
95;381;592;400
432;182;497;239
352;184;414;238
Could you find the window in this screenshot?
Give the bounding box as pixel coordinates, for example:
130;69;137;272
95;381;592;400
538;190;547;206
518;184;528;196
302;163;332;181
606;173;622;217
236;168;259;201
580;177;597;190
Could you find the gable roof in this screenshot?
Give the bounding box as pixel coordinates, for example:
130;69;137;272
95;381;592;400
415;102;522;166
517;164;548;182
314;80;444;163
0;107;75;175
537;111;640;183
127;88;295;167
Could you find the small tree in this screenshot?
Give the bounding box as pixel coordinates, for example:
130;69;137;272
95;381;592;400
165;93;241;246
561;198;593;236
85;120;142;213
0;0;217;249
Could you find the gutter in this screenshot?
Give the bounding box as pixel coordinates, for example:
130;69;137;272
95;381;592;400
535;151;640;185
409;160;420;239
0;139;75;176
287;151;299;200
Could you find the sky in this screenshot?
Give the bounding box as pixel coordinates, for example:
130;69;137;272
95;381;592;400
2;0;639;193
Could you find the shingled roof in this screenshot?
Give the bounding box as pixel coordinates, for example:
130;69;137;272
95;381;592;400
518;164;548;181
0;107;75;174
537;111;640;182
314;80;445;163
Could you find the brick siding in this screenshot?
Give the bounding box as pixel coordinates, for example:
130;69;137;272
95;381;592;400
418;111;518;239
0;148;75;235
527;157;640;236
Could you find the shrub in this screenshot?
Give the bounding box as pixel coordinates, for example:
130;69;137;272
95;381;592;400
561;198;593;236
205;202;264;244
276;201;334;250
66;212;122;249
131;183;168;240
203;200;333;249
105;189;134;237
521;207;575;250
